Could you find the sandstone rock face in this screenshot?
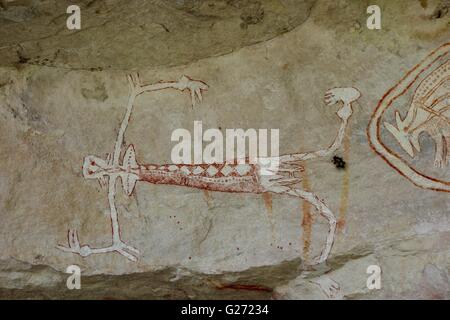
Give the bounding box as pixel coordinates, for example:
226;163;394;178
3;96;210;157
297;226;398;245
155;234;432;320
0;0;315;70
0;0;449;299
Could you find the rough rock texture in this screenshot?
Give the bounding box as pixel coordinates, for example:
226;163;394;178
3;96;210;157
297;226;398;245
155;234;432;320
0;0;449;299
0;0;315;70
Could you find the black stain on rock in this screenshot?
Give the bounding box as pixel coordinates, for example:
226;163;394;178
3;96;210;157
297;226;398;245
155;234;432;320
431;0;449;19
16;49;30;65
332;155;346;170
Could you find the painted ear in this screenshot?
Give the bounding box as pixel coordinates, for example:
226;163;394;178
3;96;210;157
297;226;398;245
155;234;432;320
384;121;399;136
395;111;406;130
122;173;138;196
123;145;138;169
384;121;415;157
121;145;139;196
83;155;107;179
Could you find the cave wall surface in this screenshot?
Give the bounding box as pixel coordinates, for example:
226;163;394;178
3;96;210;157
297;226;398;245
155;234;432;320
0;0;449;299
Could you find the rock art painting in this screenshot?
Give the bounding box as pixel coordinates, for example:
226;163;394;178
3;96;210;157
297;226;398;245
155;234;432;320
58;72;361;267
368;43;450;192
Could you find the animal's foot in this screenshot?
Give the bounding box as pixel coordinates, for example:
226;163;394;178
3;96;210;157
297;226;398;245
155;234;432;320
113;240;140;262
127;72;142;92
324;87;361;106
57;230;140;262
325;87;360;121
434;157;447;168
57;229;92;257
306;251;329;266
310;276;341;299
175;75;209;107
309;256;325;266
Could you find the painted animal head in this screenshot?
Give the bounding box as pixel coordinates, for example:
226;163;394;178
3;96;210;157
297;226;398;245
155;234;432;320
83;155;109;179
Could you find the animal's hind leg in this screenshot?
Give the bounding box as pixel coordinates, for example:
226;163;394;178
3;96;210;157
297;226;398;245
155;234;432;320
270;186;337;264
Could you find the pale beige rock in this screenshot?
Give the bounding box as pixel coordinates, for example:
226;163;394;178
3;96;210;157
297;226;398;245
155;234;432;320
0;0;449;299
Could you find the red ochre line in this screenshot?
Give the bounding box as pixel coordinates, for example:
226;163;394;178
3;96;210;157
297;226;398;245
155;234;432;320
367;42;450;192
